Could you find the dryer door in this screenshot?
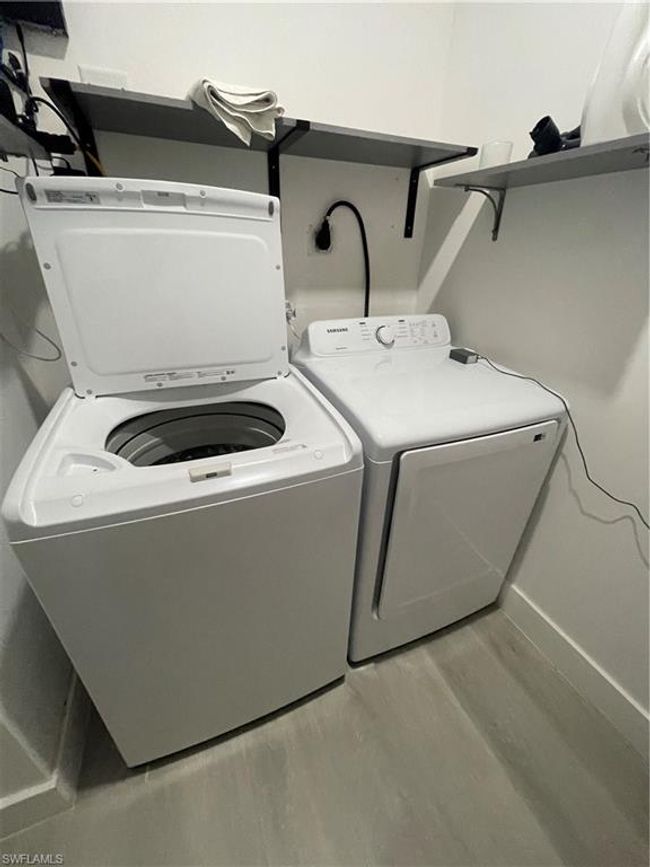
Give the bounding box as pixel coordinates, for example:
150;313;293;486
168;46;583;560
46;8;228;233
378;420;559;620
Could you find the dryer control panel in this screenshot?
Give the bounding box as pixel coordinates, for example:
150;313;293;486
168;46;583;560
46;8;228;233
297;315;451;357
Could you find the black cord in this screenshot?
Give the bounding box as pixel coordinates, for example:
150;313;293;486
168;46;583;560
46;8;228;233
26;95;81;147
316;200;370;318
25;96;105;175
479;355;649;530
14;23;37;127
8;31;102;175
0;166;19;191
15;24;30;95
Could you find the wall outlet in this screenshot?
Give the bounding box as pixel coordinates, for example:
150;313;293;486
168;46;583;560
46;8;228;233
306;223;332;257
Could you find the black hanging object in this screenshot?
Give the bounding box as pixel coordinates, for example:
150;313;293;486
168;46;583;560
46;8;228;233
528;116;581;158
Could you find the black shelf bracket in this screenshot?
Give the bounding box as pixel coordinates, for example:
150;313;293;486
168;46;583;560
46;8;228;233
404;166;422;239
267;120;310;198
461;185;506;241
40;79;480;239
404;147;477;239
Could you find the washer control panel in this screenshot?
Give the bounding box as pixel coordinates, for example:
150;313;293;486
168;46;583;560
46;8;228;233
300;315;451;356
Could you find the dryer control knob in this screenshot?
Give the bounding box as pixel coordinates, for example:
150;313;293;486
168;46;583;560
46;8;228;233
375;325;395;347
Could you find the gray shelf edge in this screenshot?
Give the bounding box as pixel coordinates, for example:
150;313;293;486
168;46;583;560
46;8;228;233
434;132;650;190
41;77;477;238
288;117;475;159
47;78;476;168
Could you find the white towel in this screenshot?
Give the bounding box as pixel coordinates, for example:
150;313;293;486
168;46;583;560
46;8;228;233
189;79;285;146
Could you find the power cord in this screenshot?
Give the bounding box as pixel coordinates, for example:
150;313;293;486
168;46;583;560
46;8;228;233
0;307;62;363
0;23;30;103
15;24;32;112
4;25;104;175
315;200;370;318
0;161;23;194
26;96;105;176
479;355;649;530
0;157;62;360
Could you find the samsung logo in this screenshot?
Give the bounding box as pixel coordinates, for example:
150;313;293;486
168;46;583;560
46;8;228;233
327;327;349;333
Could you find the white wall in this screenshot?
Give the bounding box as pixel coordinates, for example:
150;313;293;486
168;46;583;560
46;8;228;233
0;184;81;836
0;1;456;833
418;2;649;754
64;1;453;137
16;1;459;327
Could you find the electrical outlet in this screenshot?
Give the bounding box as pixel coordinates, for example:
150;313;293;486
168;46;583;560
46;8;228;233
306;222;332;257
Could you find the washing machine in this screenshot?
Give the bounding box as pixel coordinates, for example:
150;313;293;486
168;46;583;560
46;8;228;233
293;315;565;662
2;177;363;766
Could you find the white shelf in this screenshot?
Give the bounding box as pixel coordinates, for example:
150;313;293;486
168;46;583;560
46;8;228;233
434;133;649;241
435;133;649;191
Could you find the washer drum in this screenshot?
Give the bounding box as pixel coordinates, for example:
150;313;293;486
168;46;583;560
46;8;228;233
106;402;285;467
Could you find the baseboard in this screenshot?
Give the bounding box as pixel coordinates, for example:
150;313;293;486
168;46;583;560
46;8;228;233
0;676;90;840
501;584;649;760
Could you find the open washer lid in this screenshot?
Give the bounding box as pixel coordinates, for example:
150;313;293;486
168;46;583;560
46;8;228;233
19;177;289;397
